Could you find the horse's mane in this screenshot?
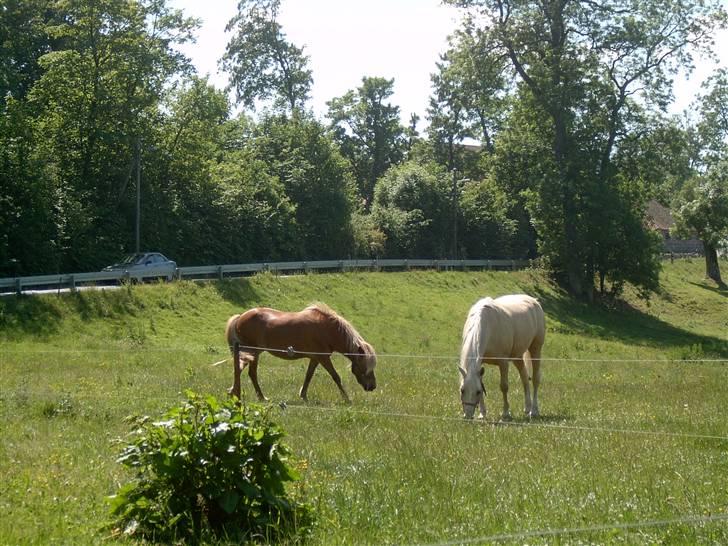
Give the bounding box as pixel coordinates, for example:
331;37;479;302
305;303;371;358
460;297;494;373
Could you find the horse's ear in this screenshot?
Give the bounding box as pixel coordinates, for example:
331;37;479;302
458;366;467;378
479;366;485;377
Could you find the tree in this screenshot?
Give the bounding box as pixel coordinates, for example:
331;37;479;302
459;176;518;258
250;114;357;259
672;164;728;286
427;24;508;170
0;0;58;106
2;0;197;273
696;68;728;165
327;77;406;207
222;0;312;113
446;0;726;299
146;76;235;264
370;161;451;258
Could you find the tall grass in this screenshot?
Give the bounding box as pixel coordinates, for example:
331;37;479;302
1;260;727;544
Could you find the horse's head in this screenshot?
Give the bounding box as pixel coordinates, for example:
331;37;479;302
350;341;377;392
459;366;485;419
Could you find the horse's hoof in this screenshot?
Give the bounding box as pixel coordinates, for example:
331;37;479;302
501;413;513;422
477;413;485;420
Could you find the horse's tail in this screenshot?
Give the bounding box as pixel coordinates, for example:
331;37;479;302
224;314;256;371
225;314;241;353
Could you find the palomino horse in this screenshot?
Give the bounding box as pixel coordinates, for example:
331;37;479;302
225;303;377;403
459;294;545;420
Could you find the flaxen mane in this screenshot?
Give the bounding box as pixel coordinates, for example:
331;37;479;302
460;297;493;368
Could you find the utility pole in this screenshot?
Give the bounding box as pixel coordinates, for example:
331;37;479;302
451;172;470;259
135;137;141;253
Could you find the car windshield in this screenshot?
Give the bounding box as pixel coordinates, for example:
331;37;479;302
116;253;147;266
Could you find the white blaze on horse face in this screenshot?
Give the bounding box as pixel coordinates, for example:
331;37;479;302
460;368;483;419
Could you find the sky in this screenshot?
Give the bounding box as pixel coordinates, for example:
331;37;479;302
170;0;728;125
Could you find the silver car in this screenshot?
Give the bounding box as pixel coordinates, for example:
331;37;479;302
103;252;177;281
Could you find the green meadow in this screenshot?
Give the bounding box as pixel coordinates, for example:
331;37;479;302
1;259;727;544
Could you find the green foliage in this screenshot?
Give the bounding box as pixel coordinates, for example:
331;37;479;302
371;161;451;258
252;113;357;259
108;391;311;543
672;162;728;284
672;164;728;247
221;0;312;112
427;24;507;167
697;68;728;164
327;77;406;206
445;0;725;299
459;176;519;258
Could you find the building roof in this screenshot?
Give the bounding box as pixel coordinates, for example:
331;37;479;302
646;200;674;231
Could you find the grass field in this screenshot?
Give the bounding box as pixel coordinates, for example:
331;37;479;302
1;259;727;544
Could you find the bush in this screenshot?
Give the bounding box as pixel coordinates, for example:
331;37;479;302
108;391;311;543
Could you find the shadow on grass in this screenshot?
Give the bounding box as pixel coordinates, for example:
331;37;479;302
688;281;728;298
0;294;65;338
211;278;262;308
531;287;728;357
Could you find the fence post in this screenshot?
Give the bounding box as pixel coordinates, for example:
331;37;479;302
15;278;21;295
231;342;241;400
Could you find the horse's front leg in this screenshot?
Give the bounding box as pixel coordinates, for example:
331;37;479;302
299;359;319;401
498;361;511;421
513;357;533;417
247;354;268;402
319;356;351;404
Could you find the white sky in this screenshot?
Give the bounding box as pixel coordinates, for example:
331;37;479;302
170;0;728;125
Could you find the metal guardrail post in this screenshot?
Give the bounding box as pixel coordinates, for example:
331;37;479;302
15;278;21;295
218;266;224;281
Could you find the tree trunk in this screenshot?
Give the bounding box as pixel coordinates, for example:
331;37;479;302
703;240;725;286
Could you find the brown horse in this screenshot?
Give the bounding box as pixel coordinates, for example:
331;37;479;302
225;303;377;403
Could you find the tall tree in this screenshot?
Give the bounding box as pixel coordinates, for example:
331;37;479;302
2;0;197;273
427;24;508;169
370;161;451;258
222;0;312;113
327;77;406;207
696;68;728;166
672;163;728;286
447;0;726;299
251;114;357;259
0;0;58;106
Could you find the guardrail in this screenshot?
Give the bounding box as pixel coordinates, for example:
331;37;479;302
0;258;530;295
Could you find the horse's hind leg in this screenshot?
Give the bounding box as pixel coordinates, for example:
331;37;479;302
299;359;319;401
319;356;351;403
530;346;543;417
247;354;268;402
498;362;512;421
513;357;532;417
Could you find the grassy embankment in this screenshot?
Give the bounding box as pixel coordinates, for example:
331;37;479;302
0;259;727;544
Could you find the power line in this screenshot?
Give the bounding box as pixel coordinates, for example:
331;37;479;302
419;512;728;546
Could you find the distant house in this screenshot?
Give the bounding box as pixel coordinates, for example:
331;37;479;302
646;200;703;255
